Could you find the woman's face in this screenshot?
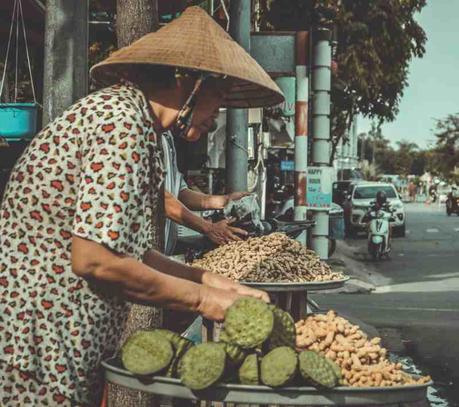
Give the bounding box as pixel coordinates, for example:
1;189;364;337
183;78;231;142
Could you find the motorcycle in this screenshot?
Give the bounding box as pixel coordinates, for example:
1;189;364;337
446;187;459;216
364;202;396;261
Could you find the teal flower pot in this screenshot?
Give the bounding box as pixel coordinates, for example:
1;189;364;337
0;103;38;141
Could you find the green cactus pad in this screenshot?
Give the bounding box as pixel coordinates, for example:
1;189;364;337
260;346;298;387
239;353;260;385
225;343;248;366
155;329;193;353
121;330;174;375
218;329;231;343
224;297;274;349
267;306;296;350
298;351;338;388
325;358;342;382
179;343;226;390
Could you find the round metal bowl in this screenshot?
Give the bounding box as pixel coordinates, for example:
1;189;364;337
241;276;350;292
103;357;431;406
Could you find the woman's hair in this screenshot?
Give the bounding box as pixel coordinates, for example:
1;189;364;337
124;65;177;89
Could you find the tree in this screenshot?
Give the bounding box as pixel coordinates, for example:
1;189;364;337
393;140;418;176
116;0;159;47
256;0;427;161
108;2;162;406
431;113;459;181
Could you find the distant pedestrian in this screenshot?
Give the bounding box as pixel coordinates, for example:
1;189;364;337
408;181;417;202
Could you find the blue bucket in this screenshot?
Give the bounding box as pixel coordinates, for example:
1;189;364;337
0;103;38;141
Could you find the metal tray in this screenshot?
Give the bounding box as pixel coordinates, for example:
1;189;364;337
241;276;350;292
103;358;431;406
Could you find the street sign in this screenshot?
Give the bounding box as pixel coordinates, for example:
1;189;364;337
280;160;295;171
306;167;333;209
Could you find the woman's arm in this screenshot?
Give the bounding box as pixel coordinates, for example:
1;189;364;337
165;191;213;235
71;236;241;320
165;191;248;244
143;248;270;303
178;189;250;211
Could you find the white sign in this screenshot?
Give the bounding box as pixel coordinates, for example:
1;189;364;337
306;167;334;210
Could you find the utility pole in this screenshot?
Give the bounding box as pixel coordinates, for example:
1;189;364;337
310;28;332;259
293;32;309;225
226;0;250;193
43;0;88;124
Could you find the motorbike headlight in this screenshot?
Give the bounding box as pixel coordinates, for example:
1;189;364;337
391;202;403;209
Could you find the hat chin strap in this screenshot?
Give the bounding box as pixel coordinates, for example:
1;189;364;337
172;72;211;139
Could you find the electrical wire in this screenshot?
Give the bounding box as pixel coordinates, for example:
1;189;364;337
0;0;18;100
19;0;37;103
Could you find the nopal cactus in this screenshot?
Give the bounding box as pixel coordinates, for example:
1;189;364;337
179;342;226;390
260;346;298;387
224;297;274;349
299;350;339;388
267;305;296;350
121;330;174;375
239;353;260;385
154;329;193;378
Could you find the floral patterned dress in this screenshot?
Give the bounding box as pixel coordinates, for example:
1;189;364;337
0;83;164;405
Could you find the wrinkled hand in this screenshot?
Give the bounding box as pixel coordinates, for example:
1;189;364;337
197;285;244;321
202;271;270;303
205;217;248;245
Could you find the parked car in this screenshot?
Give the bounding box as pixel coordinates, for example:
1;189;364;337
344;182;406;237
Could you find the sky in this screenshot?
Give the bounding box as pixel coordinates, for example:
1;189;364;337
358;0;459;149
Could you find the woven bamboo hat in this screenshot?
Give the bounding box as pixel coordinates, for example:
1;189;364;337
90;6;284;108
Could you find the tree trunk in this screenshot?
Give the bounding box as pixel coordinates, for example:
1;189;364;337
109;2;162;406
116;0;159;48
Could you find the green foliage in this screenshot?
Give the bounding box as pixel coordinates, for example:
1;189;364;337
257;0;427;160
431;113;459;181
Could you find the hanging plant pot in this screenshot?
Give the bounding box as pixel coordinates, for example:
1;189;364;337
0;103;38;141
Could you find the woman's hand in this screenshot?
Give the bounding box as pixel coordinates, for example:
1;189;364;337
197;286;243;321
204;217;248;245
202;271;270;303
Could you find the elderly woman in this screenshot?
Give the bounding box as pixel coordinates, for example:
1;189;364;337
0;7;283;406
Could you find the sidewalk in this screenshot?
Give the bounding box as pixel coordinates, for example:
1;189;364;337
326;240;382;294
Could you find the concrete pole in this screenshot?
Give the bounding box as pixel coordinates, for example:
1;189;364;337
226;0;250;192
294;32;309;223
43;0;88;125
311;28;332;259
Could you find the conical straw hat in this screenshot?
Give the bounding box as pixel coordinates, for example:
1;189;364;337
90;6;284;108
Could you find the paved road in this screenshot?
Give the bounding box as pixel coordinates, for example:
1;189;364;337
313;203;459;405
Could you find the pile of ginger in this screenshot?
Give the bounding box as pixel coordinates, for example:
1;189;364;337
296;311;431;387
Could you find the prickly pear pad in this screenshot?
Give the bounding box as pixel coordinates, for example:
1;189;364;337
325;358;342;383
267;305;296;350
121;330;174;375
260;346;298;387
179;343;226;390
239;353;260;385
154;329;193;378
224;297;274;349
225;342;248;366
299;350;338;388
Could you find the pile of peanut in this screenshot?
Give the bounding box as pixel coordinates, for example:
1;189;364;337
192;233;344;283
296;311;431;387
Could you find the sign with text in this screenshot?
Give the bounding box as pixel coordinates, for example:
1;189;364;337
306;167;333;209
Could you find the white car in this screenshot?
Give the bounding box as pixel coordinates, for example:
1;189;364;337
347;182;406;236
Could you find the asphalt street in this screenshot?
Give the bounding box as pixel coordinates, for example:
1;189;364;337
312;202;459;406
